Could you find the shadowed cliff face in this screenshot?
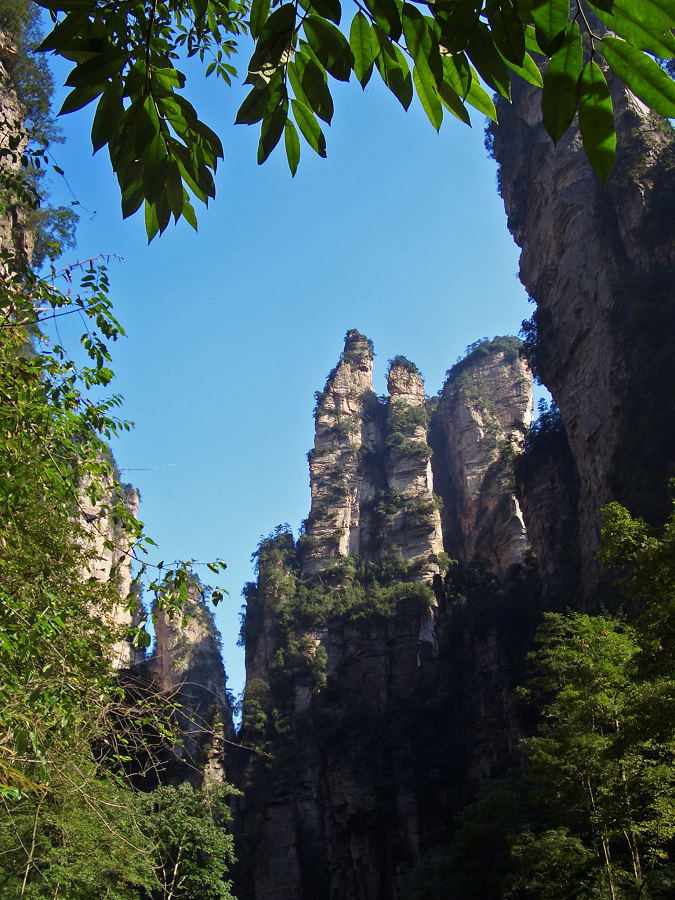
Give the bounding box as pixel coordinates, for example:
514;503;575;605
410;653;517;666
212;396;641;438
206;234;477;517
490;80;675;596
149;585;234;786
235;334;537;900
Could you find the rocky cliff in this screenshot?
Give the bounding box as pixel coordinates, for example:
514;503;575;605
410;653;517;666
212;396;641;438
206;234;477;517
431;337;533;573
147;583;234;785
0;28;32;265
234;333;537;899
77;455;143;669
489;78;675;598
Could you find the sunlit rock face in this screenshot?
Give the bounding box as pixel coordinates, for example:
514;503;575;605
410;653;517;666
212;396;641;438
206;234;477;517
303;330;380;573
432;340;533;574
235;333;536;900
0;32;33;265
491;79;675;596
77;459;143;669
303;332;443;579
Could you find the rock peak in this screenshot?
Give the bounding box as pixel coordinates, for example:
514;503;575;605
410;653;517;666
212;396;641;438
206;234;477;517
387;356;425;405
341;329;373;371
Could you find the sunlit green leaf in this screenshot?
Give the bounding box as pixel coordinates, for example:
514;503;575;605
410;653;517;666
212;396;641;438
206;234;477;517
284;120;301;175
531;0;570;55
542;22;582;143
290;98;327;156
578;60;616;181
413;64;443;130
602;37;675;118
350;11;379;87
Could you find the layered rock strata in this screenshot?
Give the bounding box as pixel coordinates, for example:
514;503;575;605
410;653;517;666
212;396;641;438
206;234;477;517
0;30;32;265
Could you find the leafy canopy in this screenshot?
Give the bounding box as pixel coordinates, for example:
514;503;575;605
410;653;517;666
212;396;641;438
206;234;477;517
32;0;675;239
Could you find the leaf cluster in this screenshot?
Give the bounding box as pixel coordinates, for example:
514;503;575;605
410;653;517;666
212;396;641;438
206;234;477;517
239;0;675;185
35;0;246;240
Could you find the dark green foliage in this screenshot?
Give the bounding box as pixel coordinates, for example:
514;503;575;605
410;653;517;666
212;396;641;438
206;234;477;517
139;782;237;900
421;502;675;897
388;354;421;376
15;0;673;236
388;400;429;431
524;398;563;454
385;431;433;461
0;0;78;266
520;314;544;382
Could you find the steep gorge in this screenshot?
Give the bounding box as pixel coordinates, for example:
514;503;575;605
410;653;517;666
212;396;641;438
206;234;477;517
233;334;539;899
232;80;674;898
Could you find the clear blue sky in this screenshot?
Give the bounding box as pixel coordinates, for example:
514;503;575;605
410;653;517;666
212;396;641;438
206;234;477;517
45;45;539;703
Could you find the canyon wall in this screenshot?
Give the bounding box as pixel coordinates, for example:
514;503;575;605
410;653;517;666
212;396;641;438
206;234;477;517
490;79;675;597
235;334;537;899
147;583;234;785
237;88;674;896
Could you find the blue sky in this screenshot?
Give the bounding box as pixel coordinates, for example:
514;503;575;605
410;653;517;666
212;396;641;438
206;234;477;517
45;47;538;702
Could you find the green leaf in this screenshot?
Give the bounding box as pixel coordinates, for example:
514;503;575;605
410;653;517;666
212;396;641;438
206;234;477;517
487;0;526;66
501;50;543;87
441;52;471;98
531;0;570;55
306;0;342;25
350;12;379;87
59;83;105;115
249;0;271;39
120;164;144;218
290;55;334;123
183;197;198;229
541;22;583;144
402;4;443;85
258;101;289;164
542;22;582;143
466;22;511;100
577;60;616;181
284;120;301;175
602;37;675;118
413;64;443;130
304;15;354;82
438;81;471;123
437;0;481;54
91;78;123;153
364;0;402;41
591;1;675;57
165;162;184;220
144;200;160;242
236;83;275;125
465;69;497;120
248;3;297;74
290;98;327;156
374;29;413;109
524;24;544;56
64;50;128;88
